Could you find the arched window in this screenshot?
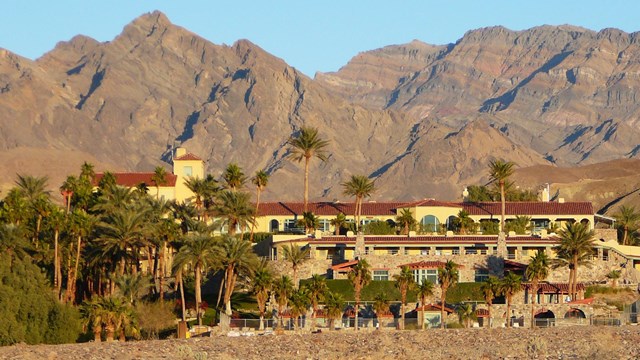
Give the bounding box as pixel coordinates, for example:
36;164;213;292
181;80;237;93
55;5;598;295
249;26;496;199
421;215;440;233
270;219;280;233
446;215;457;231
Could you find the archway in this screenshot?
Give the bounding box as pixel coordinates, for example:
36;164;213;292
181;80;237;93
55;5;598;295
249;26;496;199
564;308;586;319
534;309;555;327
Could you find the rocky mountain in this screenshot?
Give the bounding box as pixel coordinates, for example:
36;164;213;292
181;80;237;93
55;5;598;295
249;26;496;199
0;11;638;209
317;26;640;166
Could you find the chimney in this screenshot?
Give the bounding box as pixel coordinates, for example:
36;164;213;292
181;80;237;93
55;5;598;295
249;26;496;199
175;147;187;158
462;187;469;202
541;183;550;202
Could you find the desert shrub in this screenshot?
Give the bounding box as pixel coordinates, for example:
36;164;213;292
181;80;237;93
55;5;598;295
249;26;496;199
363;221;396;235
0;253;82;345
585;285;633;298
135;301;178;339
300;279;417;302
242;232;272;243
445;282;484;303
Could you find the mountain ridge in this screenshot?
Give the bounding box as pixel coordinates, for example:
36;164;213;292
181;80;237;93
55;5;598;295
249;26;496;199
0;11;638;214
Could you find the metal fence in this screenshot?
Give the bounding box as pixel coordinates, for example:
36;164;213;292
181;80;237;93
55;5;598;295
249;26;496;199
225;312;638;332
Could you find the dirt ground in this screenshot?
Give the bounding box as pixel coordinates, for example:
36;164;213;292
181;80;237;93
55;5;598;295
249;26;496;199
1;326;639;360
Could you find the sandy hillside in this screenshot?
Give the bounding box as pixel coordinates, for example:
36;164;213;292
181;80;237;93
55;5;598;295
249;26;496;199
1;326;638;360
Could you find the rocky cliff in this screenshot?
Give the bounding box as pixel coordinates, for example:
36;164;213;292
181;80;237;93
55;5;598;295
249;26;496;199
1;11;638;211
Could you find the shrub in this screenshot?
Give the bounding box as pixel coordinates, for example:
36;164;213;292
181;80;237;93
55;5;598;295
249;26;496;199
135;301;178;339
445;282;484;303
0;254;82;345
363;221;396;235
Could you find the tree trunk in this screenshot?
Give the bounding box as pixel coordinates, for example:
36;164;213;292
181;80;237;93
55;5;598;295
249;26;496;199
354;287;360;331
304;157;310;212
500;181;506;234
216;275;225;309
531;282;538;328
440;289;447;329
179;273;186;322
623;226;628;245
54;228;61;299
105;324;115;342
93;327;102;342
420;295;426;330
488;303;492;328
195;264;202;326
506;295;512;328
400;302;406;330
158;243;166;302
250;189;261;243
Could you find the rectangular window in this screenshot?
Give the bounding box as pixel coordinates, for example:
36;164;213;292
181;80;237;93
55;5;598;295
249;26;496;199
183;166;193;176
475;269;489;283
319;219;330;232
412;269;438;285
372;270;389;281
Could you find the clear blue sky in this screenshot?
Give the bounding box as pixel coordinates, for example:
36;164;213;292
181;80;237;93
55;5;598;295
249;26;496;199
3;1;638;76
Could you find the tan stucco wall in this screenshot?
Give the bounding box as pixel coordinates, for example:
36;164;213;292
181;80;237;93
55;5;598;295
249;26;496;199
173;159;204;203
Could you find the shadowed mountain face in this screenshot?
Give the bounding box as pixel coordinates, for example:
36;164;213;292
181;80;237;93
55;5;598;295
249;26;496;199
0;12;638;207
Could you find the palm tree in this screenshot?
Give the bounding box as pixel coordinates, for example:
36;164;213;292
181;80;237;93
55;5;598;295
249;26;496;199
304;274;328;329
453;210;474;234
15;174;51;243
395;208;416;236
416;280;434;330
249;170;269;242
214;190;255;236
184;177;208;220
251;261;273;330
372;293;389;328
553;222;596;300
288;288;310;331
287;126;330;212
222;163;247;191
151;166;168;200
324;291;344;330
0;224;31;267
456;303;476;328
606;270;622;288
281;243;310;288
94;208;148;276
526;251;550;328
480;276;500;328
613;205;640;245
172;233;218;325
297;211;320;234
44;206;66;297
341;175;376;233
488;159;515;234
66;209;96;303
114;273;151;305
506;215;532;235
330;213;347;235
81;297;105;342
272;275;294;328
347;259;371;331
500;272;522;328
394;266;416;330
217;235;258;315
437;260;459;328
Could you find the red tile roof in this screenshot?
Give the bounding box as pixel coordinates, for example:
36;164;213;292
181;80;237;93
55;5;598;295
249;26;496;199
567;298;594;305
462;202;593;216
399;261;449;269
330;260;359;271
257;202;404;216
307;235;550;246
256;200;593;217
174;153;202;161
414;304;454;313
522;282;586;293
93;172;177;187
400;199;461;208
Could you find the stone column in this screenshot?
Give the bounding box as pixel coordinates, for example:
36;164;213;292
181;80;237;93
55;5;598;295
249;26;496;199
354;232;365;259
496;232;507;258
